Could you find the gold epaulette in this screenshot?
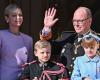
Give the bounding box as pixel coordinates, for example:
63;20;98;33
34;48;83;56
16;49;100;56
22;60;37;67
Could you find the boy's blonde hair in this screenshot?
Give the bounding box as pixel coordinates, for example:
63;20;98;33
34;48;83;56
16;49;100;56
34;40;51;51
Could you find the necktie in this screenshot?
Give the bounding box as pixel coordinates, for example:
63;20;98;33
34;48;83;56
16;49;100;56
78;35;83;42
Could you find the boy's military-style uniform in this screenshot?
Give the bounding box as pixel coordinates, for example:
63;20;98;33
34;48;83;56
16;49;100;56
20;60;69;80
60;30;100;75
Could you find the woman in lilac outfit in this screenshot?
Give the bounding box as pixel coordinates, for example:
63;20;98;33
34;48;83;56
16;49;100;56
0;4;33;80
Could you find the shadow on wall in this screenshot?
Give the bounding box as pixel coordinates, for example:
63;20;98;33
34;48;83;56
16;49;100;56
92;10;100;33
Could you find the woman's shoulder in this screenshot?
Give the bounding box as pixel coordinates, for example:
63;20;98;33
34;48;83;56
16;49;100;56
0;29;8;33
20;32;33;40
0;30;9;36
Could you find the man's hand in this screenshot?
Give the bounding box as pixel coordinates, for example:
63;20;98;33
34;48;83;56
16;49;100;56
44;7;58;28
40;7;58;40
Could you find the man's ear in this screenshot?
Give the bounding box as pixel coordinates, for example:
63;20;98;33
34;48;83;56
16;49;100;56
5;16;9;23
97;42;99;48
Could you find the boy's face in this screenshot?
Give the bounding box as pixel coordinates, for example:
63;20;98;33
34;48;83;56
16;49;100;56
83;43;99;58
35;47;51;63
5;8;23;28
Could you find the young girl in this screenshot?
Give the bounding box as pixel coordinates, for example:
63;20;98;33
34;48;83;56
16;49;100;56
71;35;100;80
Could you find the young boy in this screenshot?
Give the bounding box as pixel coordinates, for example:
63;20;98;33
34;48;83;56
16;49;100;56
20;40;70;80
71;35;100;80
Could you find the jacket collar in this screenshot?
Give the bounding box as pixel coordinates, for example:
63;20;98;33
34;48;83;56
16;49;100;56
83;54;100;63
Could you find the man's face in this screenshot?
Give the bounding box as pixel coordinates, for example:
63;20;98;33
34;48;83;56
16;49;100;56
73;9;92;34
35;47;51;63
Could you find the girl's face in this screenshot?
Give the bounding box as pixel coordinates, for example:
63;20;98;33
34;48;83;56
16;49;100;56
83;43;99;58
5;8;23;28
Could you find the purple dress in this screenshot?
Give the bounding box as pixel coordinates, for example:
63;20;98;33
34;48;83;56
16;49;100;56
0;30;33;80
